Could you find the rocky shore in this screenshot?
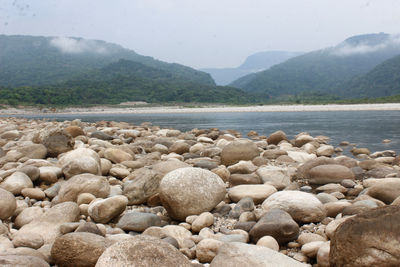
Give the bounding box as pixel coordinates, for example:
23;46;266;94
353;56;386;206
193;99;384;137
0;117;399;266
1;103;400;115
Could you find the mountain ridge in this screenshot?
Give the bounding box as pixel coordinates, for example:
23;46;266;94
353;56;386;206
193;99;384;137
230;33;400;98
201;51;302;85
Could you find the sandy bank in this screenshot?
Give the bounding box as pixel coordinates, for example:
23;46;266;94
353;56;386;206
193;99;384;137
1;103;400;115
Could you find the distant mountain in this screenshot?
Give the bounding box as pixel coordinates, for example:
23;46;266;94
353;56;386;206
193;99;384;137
231;33;400;98
0;35;215;87
201;51;302;85
0;59;254;105
344;54;400;98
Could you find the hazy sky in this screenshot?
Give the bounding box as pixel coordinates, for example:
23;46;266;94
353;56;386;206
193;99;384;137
1;0;400;68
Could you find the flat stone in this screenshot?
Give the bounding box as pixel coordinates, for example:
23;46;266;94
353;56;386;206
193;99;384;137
210;242;308;267
228;184;277;204
262;191;326;223
116;212;161;232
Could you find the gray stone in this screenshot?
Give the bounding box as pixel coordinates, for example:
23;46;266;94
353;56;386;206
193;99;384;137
249;209;299;244
117;212;161;232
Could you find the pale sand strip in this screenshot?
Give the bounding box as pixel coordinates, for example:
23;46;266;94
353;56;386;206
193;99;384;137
1;103;400;115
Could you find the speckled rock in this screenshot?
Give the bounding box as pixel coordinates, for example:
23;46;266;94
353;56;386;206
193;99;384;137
159;167;226;221
95;235;192;267
262;191;326;223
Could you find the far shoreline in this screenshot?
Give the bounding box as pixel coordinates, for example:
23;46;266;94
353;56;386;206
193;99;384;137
2;103;400;116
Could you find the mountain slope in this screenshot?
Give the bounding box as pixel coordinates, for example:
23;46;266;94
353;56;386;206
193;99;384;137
231;33;400;98
344;54;400;97
0;35;215;87
0;59;253;105
201;51;302;85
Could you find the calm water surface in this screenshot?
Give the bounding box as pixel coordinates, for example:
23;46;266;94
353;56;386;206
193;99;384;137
13;111;400;154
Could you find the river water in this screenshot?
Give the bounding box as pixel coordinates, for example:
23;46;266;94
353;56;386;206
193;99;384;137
13;110;400;154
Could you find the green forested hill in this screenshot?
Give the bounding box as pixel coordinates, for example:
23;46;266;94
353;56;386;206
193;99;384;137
0;35;215;87
231;33;400;98
344;54;400;98
0;59;254;105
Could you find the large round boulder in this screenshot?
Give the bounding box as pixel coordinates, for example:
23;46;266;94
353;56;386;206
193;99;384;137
330;205;400;267
220;139;259;166
308;164;355;184
159;167;226;221
59;148;102;179
262;191;326;223
0;188;16;220
95;235;192;267
51;232;108;267
58;173;110;203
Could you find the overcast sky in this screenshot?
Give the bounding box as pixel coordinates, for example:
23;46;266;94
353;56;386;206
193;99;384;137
1;0;400;68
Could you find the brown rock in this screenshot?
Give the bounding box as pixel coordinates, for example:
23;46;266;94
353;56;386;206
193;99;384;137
51;232;107;267
220;139;260;166
41;129;74;157
64;126;85;137
169;142;190;154
0;255;49;267
104;148;134;163
267;130;288;145
296;156;336;179
330;206;400;267
58;173;110;203
308;164;355;184
95;235;192;267
367;180;400;204
122;167;162;205
0;188;16;220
